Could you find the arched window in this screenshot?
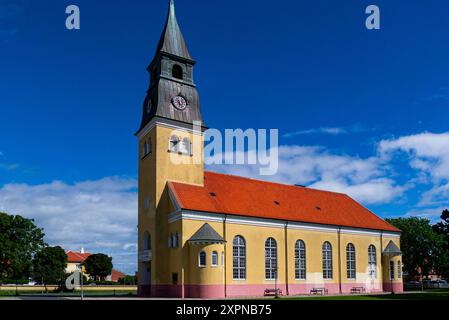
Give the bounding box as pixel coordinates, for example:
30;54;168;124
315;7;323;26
295;240;306;280
169;135;180;153
368;245;377;278
142;138;152;158
265;238;277;280
170;232;179;248
212;251;218;266
233;236;246;279
179;137;191;155
172;64;183;80
199;251;206;267
397;261;402;279
168;234;173;248
346;243;356;279
322;242;333;280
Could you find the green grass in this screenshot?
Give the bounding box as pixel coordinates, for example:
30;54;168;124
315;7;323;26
0;290;137;298
283;289;449;300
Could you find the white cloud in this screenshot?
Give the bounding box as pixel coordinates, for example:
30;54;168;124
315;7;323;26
379;132;449;212
283;127;347;138
208;145;406;205
0;177;138;274
379;132;449;182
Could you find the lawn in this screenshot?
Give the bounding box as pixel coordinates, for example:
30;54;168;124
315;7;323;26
282;289;449;300
0;290;137;298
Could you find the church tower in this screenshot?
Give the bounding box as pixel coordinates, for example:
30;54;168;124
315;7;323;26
136;0;205;296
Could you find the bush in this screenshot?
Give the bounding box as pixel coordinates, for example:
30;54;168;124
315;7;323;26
0;279;29;285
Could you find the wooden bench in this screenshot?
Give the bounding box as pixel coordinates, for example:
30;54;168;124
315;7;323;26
264;288;282;296
350;287;366;294
310;287;328;295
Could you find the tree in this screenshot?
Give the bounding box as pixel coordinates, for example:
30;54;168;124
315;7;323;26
118;275;136;285
433;209;449;279
386;217;444;280
33;246;67;287
0;212;46;282
433;209;449;249
84;253;113;281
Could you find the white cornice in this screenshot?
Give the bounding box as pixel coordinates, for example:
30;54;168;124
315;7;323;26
167;210;400;238
136;117;204;140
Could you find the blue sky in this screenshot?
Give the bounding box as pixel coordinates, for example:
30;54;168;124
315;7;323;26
1;0;449;274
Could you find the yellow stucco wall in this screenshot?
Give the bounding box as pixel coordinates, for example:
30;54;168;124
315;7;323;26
167;218;403;292
138;124;204;288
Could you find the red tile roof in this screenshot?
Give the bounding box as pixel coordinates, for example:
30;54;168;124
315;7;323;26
168;171;400;233
66;251;92;263
111;269;126;282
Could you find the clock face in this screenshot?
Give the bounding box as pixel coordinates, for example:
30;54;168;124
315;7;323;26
171;95;188;110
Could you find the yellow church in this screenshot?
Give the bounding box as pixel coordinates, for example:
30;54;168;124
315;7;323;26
136;0;403;298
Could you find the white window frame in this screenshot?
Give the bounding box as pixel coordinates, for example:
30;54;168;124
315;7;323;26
295;240;306;280
368;245;377;279
346;243;356;280
232;236;246;280
265;238;277;280
322;241;333;280
211;251;218;267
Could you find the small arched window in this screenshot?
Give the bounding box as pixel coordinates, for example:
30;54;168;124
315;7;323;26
265;238;277;280
233;236;246;279
199;251;206;267
295;240;306;280
368;245;377;278
346;243;356;279
172;64;183;80
142;138;152;158
180;137;191;155
170;232;178;248
212;251;218;266
168;234;173;248
322;241;333;280
169;135;180;153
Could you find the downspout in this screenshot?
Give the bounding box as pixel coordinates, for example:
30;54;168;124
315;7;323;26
284;221;289;296
337;227;342;294
380;232;384;291
223;214;227;297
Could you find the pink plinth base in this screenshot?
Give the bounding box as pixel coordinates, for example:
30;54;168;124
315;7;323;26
382;282;404;293
139;282;400;298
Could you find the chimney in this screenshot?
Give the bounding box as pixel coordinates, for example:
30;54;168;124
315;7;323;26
81;248;85;254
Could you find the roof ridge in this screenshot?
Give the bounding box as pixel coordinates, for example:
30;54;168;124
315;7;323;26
204;170;348;197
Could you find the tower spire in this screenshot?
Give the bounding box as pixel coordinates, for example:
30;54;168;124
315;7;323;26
155;0;193;61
